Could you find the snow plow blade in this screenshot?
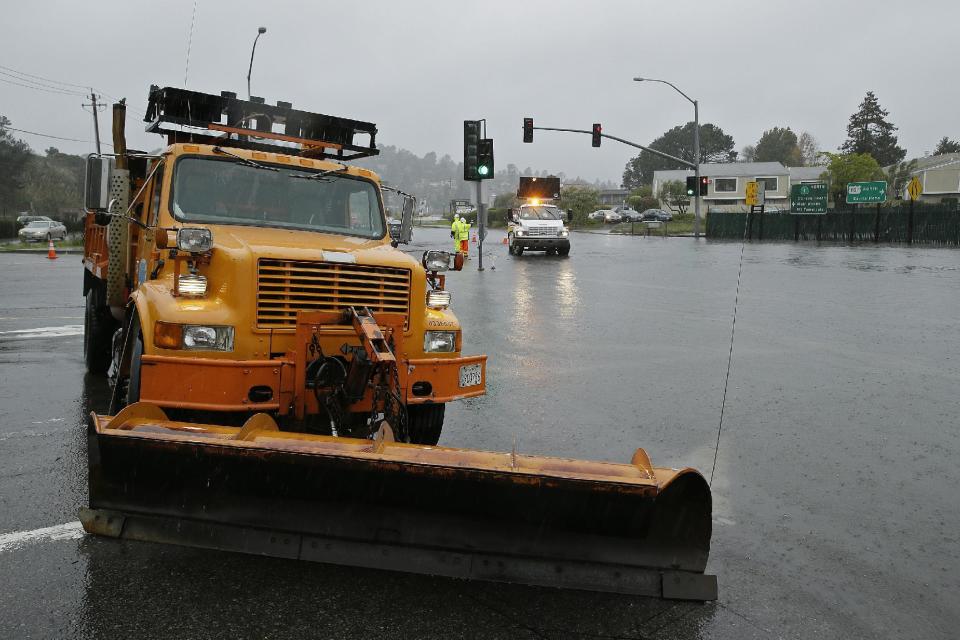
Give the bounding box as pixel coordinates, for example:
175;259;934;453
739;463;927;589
81;403;716;601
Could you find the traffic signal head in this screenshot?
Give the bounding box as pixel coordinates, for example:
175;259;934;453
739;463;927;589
700;176;709;196
523;117;533;143
685;176;697;196
463;120;481;181
478;138;494;179
592;123;602;147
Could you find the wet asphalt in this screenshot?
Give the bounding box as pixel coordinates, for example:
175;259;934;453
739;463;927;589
0;228;958;639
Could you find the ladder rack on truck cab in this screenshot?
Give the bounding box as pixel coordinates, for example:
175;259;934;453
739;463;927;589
144;85;379;160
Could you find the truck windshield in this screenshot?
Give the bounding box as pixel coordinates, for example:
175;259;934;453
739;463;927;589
171;157;385;239
519;206;561;220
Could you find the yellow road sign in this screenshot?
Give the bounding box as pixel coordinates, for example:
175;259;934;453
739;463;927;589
745;181;760;206
907;176;922;201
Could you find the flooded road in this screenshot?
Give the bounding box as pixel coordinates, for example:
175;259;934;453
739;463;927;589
1;230;958;638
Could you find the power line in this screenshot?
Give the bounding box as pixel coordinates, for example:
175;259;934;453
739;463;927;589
4;125;113;147
0;76;87;97
0;70;88;95
0;63;147;117
0;63;91;90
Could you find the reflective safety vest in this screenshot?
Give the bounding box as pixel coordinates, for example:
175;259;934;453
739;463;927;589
457;221;471;241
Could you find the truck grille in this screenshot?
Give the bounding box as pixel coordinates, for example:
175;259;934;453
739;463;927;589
257;259;411;329
525;226;557;237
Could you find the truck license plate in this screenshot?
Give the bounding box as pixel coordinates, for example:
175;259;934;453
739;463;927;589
458;363;482;388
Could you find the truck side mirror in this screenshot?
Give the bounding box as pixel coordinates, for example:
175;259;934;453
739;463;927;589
85;155;115;213
398;195;415;244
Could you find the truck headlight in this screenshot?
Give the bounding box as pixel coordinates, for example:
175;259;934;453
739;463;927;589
426;289;451;310
177;227;213;253
515;229;525;236
422;250;455;272
424;331;457;353
177;273;207;297
154;323;234;351
559;228;569;237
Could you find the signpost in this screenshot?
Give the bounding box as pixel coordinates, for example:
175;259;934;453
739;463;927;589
745;181;762;207
790;183;828;214
907;176;922;201
845;181;887;204
906;176;922;244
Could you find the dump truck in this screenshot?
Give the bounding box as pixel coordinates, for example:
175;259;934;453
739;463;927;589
78;86;716;600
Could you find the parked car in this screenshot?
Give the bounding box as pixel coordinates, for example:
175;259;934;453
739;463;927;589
587;210;607;222
16;214;52;228
18;219;67;242
619;208;643;222
641;209;673;222
603;210;623;224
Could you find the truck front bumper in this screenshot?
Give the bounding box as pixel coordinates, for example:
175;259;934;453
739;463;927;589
138;353;487;414
514;237;570;251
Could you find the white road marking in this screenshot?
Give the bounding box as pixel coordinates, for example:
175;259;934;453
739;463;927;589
0;325;84;339
0;521;85;554
0;315;83;321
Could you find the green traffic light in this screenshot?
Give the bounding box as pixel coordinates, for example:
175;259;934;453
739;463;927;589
478;165;489;176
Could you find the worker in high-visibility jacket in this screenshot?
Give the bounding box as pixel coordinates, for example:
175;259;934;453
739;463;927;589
451;215;462;252
457;216;472;255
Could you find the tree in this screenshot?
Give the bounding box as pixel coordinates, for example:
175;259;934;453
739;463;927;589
753;127;803;165
798;132;822;166
886;159;918;199
560;186;599;225
840;91;906;166
626;186;657;212
933;136;960;155
740;145;756;162
0;116;32;214
819;153;885;206
622;122;737;189
658;180;689;215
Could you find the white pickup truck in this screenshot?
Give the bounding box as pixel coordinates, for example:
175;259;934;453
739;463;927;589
506;204;571;256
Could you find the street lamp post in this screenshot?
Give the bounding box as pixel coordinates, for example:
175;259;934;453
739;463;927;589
247;27;267;100
633;77;701;238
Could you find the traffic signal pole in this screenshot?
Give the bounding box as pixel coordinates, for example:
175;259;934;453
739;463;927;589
693;100;701;239
476;180;485;272
531;126;695;170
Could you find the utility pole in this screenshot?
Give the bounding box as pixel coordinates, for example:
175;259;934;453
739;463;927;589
85;89;102;154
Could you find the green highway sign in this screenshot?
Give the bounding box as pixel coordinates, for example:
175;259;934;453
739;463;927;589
790;182;828;214
846;181;887;204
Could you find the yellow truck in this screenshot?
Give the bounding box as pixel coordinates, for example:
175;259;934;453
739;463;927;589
79;86;716;600
82;86;484;444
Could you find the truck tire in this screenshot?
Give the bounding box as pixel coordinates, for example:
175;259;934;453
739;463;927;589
126;330;144;405
84;291;116;374
407;404;444;445
558;246;570;257
514;244;524;256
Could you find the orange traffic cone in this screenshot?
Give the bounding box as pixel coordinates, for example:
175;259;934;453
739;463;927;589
46;238;58;260
501;236;508;245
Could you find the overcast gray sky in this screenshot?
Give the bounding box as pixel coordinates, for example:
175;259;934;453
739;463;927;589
2;0;958;182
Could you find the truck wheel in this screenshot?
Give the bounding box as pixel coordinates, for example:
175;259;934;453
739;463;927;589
514;244;524;256
126;330;144;405
558;246;570;257
84;292;116;374
407;404;444;445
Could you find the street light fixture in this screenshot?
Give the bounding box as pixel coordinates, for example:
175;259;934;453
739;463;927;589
633;76;701;238
247;26;267;100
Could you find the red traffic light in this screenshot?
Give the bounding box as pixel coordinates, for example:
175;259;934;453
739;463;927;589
592;123;602;147
699;176;709;196
523;117;533;143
